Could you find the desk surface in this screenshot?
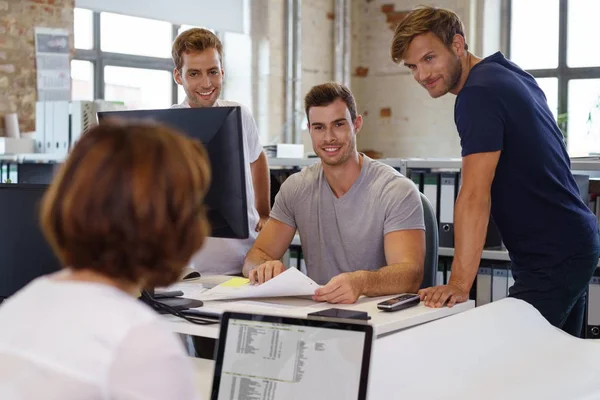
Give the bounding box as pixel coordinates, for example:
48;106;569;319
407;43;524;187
189;299;600;400
367;298;600;399
165;275;474;339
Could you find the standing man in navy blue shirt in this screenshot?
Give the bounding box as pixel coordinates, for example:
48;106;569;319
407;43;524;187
390;6;599;336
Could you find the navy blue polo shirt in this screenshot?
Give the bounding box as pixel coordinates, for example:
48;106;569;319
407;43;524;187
454;52;598;269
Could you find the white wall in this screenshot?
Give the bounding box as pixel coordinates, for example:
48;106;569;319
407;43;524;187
478;0;505;57
75;0;246;33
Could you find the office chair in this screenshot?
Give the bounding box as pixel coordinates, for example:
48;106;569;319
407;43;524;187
420;192;438;289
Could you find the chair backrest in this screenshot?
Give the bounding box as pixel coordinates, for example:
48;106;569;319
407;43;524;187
419;192;438;289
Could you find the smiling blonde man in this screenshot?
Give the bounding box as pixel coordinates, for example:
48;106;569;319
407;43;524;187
171;28;270;276
242;82;425;304
390;6;600;337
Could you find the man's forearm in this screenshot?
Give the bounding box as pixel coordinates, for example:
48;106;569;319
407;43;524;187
450;190;491;291
242;247;274;277
251;152;271;218
354;263;423;297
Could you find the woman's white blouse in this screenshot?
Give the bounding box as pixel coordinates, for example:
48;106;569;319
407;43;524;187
0;277;201;400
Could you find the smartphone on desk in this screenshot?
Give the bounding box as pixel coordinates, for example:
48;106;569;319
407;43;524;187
377;293;420;312
307;308;370;324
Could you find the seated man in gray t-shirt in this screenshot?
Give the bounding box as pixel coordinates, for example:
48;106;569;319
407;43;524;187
242;82;425;304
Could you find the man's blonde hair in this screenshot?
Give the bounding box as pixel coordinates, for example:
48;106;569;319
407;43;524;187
390;6;468;64
172;28;223;70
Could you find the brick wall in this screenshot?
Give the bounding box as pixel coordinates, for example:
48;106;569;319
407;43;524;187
0;0;74;136
299;0;335;151
351;0;474;158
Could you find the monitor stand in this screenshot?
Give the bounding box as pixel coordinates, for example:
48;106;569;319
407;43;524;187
143;288;203;314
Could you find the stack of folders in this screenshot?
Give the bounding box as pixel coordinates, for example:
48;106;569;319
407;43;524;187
0;164;18;184
409;169;457;248
436;262;444;286
587;270;600;338
436;260;514;307
475;263;514;307
587;177;600;227
408;168;504;251
284;247;307;275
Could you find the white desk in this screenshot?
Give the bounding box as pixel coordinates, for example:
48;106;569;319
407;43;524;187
367;298;600;399
165;275;474;339
188;299;600;400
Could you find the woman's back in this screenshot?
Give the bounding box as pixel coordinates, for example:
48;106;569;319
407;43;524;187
0;121;211;399
0;276;200;400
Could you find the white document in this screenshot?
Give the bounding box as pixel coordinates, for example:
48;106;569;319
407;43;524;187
34;27;70;101
199;268;320;301
369;298;600;400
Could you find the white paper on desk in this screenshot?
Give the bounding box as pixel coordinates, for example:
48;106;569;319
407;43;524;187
368;298;600;400
198;268;320;301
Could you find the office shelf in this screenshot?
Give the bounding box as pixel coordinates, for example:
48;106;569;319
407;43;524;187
570;159;600;171
439;247;510;261
267;157;406;169
0;154;64;163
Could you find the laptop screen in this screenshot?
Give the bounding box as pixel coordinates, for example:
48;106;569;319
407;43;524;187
211;312;373;400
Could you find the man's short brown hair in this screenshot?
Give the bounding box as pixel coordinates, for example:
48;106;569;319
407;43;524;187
304;82;358;124
391;6;468;63
40;121;211;288
172;28;223;70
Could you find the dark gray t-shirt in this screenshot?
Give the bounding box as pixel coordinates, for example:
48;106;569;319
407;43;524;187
271;156;425;285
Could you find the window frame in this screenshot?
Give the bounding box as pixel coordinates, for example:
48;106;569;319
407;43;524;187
507;0;600;136
73;10;212;105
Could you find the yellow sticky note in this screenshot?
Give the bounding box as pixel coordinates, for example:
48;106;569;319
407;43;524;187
220;277;250;287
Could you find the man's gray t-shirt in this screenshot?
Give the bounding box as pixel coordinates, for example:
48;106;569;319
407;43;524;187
270;156;425;285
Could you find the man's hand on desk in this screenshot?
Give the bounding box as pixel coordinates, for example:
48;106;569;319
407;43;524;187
249;260;286;284
418;282;469;308
313;272;364;304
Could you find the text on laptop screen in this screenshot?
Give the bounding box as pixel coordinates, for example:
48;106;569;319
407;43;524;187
217;318;366;399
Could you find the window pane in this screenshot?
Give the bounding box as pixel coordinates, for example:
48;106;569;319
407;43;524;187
567;79;600;156
568;0;600;67
74;8;93;50
510;0;559;70
71;60;94;101
104;66;172;110
177;85;186;104
222;32;252;114
535;77;558;119
100;13;171;58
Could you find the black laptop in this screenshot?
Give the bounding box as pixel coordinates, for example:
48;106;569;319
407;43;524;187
210;311;373;400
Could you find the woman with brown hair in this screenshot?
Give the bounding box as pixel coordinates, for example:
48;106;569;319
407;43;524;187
0;121;210;399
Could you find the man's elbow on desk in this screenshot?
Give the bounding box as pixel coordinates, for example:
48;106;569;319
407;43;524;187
313;265;422;304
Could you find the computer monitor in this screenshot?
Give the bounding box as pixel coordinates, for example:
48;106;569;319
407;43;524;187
97;107;249;240
211;312;373;400
0;184;61;302
98;107;249;312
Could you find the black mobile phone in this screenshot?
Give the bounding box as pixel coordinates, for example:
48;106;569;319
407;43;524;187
377;293;420;312
307;308;370;324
